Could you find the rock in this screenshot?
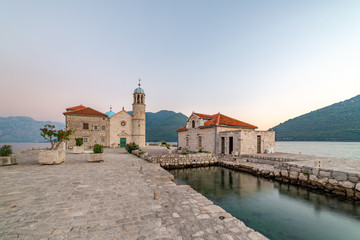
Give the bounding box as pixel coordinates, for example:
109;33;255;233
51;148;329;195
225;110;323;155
329;179;338;186
299;173;308;181
319;178;328;185
332;171;347;181
309;175;318;181
289;171;298;179
172;213;180;218
346;189;355;197
339;181;355;189
281;170;288;177
319;171;331;178
348;174;359;183
355;183;360;192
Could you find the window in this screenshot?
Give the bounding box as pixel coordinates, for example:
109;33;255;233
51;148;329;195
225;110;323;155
83;123;89;129
198;136;202;148
186;137;189;146
101;138;105;142
102;125;105;130
93;125;98;131
84;137;88;143
192;120;195;128
121;121;126;126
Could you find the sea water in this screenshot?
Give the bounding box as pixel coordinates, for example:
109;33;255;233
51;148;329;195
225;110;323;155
170;167;360;240
276;141;360;160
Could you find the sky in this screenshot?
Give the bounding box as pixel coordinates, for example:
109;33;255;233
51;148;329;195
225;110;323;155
1;0;359;130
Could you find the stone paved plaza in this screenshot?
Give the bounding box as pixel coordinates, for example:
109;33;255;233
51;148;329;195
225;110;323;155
0;149;266;240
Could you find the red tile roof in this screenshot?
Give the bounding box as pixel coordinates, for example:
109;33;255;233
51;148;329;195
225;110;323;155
63;107;108;117
176;112;257;132
204;113;257;128
176;125;187;131
66;105;86;112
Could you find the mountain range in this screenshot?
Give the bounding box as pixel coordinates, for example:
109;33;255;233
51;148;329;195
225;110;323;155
0;110;188;143
271;94;360;141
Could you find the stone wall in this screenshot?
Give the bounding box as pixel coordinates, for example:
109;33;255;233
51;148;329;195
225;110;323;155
217;130;275;155
219;157;360;201
109;111;133;148
148;153;218;169
65;115;110;148
178;124;241;154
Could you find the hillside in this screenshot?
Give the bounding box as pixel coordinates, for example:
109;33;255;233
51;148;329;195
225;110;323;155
129;110;188;142
271;95;360;141
0;116;65;142
0;110;188;143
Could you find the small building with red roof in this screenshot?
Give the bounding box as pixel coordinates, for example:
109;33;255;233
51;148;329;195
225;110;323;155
176;112;275;154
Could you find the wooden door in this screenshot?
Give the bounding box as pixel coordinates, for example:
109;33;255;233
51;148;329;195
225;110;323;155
120;138;126;147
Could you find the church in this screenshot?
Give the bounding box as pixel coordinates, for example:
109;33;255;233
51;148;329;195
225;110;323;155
64;82;146;148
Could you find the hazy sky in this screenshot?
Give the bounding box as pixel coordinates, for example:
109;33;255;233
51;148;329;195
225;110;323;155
1;0;359;130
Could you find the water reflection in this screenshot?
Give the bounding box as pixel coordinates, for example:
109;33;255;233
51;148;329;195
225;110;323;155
170;167;360;240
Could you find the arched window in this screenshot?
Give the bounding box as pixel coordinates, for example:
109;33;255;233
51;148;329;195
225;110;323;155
141;95;144;104
192;120;195;128
137;95;140;103
198;136;202;148
186;137;189;146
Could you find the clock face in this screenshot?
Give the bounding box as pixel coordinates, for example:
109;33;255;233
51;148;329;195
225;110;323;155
121;121;126;126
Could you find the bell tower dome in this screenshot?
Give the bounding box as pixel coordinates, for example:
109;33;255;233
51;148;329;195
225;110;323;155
132;79;146;147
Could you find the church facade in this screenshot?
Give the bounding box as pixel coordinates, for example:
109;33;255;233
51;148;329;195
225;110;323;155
177;112;275;155
64;83;146;148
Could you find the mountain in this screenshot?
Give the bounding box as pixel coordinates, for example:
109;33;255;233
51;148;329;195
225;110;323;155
0;116;65;143
271;95;360;141
128;110;188;142
0;110;188;143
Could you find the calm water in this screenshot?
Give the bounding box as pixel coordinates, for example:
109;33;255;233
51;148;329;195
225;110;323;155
276;141;360;160
170;167;360;240
0;142;50;153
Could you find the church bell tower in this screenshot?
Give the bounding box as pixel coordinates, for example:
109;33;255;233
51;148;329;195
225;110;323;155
132;79;146;147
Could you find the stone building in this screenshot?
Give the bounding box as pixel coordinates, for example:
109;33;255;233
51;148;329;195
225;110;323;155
176;112;275;155
64;82;146;148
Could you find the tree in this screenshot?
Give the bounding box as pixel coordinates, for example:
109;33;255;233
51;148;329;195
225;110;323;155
40;124;73;150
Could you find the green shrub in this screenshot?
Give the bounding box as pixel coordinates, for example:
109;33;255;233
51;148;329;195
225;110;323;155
182;151;189;155
166;144;170;149
0;145;12;156
125;142;139;153
93;144;104;153
75;138;83;146
161;140;167;145
198;149;203;153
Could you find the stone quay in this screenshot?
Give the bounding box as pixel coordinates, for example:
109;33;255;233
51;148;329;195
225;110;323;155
0;148;267;240
218;152;360;201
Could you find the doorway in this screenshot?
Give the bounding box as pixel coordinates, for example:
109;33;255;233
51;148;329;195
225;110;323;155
229;137;233;154
120;138;126;147
221;137;225;154
257;135;261;153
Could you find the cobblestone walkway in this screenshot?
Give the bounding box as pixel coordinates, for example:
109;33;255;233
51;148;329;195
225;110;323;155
0;149;267;240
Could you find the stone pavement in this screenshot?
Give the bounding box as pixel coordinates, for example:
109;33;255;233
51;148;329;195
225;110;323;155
0;149;267;240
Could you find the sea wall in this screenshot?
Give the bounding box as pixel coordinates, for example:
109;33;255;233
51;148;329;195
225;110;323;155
219;156;360;201
145;153;218;169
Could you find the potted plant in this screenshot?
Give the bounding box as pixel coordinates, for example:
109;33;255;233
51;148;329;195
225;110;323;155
73;138;84;154
39;124;73;165
0;145;17;166
89;144;104;162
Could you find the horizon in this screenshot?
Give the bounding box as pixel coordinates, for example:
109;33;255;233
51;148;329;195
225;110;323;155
1;1;360;130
